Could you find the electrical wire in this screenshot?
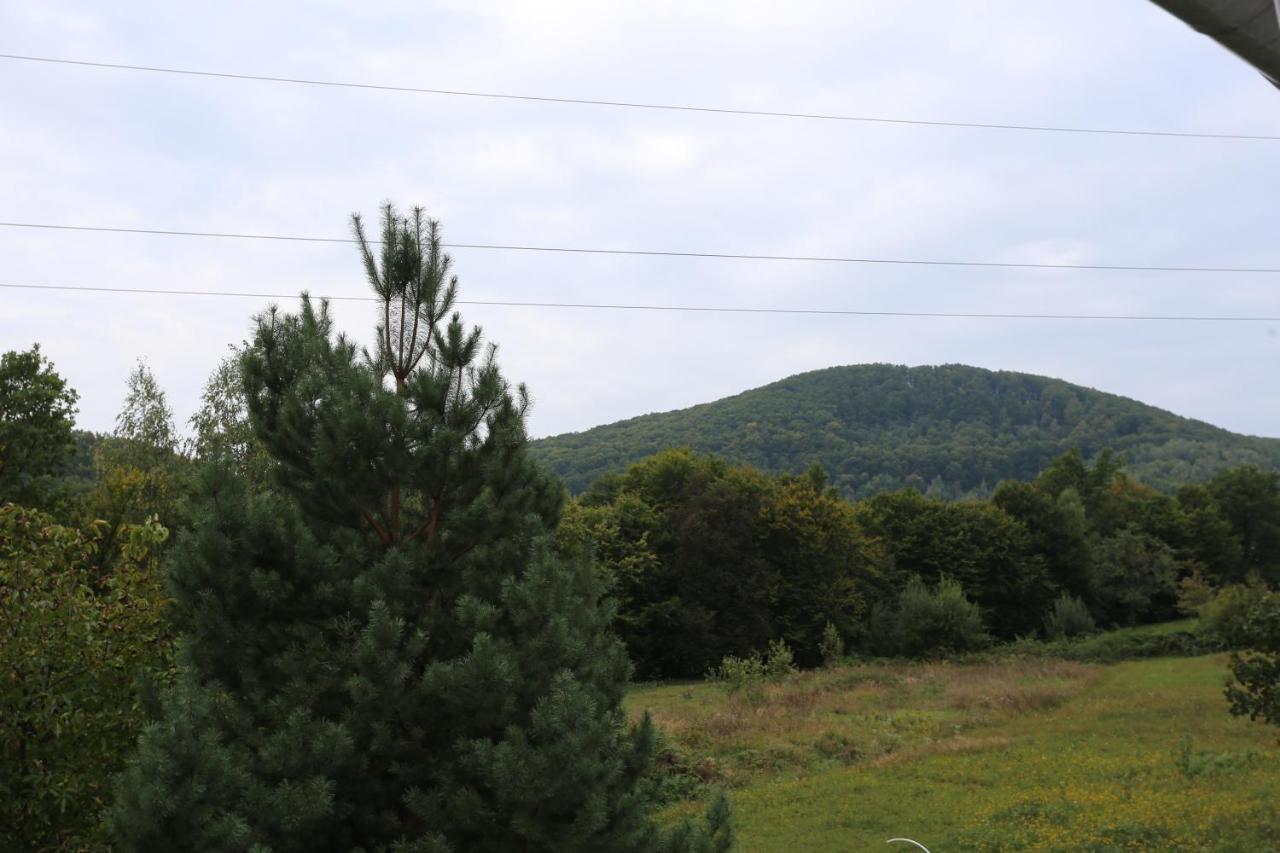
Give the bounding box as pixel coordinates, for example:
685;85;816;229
3;221;1278;275
3;282;1277;322
3;53;1278;141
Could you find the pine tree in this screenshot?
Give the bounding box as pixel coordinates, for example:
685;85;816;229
111;204;731;852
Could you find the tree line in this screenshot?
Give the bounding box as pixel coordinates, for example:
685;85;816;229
555;446;1280;680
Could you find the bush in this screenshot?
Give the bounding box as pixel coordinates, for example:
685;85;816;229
1044;594;1096;639
819;621;845;667
870;576;991;657
1199;578;1273;648
707;653;766;694
1225;589;1280;727
708;638;798;695
999;622;1220;663
764;638;798;680
1176;570;1216;616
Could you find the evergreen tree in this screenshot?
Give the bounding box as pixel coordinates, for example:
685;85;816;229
111;204;730;852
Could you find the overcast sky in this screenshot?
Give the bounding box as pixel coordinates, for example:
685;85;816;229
3;0;1279;441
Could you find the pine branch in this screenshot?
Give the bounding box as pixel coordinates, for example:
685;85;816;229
362;509;393;545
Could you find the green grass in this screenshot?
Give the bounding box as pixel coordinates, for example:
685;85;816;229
628;648;1280;851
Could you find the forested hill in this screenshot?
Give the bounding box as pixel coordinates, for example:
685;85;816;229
530;364;1280;499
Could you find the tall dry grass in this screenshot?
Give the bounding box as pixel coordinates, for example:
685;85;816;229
629;658;1100;789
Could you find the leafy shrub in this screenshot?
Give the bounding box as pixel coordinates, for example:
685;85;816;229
707;638;798;696
707;653;766;694
1044;594;1096;639
764;638;798;680
1198;578;1273;648
1001;622;1220;663
1176;569;1216;616
870;576;991;658
1225;589;1280;727
0;504;172;852
819;621;845;667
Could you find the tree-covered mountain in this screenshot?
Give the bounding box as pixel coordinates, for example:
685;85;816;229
530;364;1280;499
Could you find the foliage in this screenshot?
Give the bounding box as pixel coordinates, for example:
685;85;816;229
113;359;176;461
1225;588;1280;728
991;480;1091;601
1035;448;1127;529
584;450;779;678
531;363;1280;499
707;639;797;700
1171;483;1244;583
1043;593;1096;639
567;441;1276;668
999;620;1219;663
111;205;727;851
0;503;172;852
574;450;884;677
79;364;187;577
759;470;884;664
1195;578;1273;648
868;576;991;658
0;344;79;508
185;343;273;486
855;489;1050;638
1206;466;1280;584
49;429;109;508
1175;569;1216;616
1085;527;1180;626
707;653;767;695
818;622;844;667
763;639;798;680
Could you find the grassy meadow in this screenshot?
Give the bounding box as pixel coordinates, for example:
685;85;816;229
627;630;1280;851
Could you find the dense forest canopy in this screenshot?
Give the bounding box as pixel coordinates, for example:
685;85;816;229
531;364;1280;499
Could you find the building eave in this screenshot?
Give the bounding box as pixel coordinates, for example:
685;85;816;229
1148;0;1280;86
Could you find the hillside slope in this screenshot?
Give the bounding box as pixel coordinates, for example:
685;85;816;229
530;364;1280;498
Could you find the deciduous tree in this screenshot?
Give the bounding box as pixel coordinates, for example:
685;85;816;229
1;505;171;851
0;344;79;507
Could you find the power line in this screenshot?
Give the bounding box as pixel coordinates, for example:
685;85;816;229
4;221;1278;276
3;282;1277;323
2;53;1277;142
